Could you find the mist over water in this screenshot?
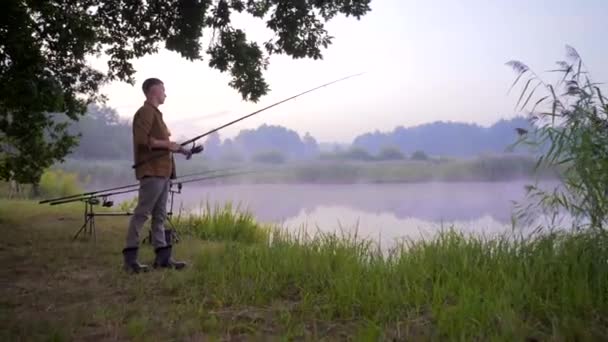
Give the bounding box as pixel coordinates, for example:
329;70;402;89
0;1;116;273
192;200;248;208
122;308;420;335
183;181;527;223
112;179;566;247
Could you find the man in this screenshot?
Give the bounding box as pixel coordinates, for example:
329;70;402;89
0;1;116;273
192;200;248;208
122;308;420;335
122;77;197;273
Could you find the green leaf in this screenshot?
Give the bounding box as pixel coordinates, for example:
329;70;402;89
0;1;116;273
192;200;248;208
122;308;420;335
530;95;549;114
520;82;543;111
515;78;535;110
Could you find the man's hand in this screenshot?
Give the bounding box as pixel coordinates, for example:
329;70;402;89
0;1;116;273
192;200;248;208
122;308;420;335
149;137;182;152
168;141;182;152
150;137;203;159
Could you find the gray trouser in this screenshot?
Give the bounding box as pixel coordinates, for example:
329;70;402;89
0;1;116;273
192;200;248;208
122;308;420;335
125;176;170;248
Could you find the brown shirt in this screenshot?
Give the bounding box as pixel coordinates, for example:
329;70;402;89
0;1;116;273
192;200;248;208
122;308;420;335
132;101;175;180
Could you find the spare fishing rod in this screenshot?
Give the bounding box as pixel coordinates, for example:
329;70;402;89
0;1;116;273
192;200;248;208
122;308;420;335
49;187;142;206
39;166;245;205
40;168;226;205
46;167;267;206
39;182;139;205
131;72;365;169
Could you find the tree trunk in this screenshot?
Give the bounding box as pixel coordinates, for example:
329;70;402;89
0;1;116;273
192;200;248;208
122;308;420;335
31;182;41;198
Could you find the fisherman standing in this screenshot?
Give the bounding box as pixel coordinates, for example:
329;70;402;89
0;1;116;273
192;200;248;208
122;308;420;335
122;77;198;273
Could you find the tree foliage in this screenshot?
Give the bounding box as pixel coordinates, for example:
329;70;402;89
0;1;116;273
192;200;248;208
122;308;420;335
0;0;371;184
508;45;608;231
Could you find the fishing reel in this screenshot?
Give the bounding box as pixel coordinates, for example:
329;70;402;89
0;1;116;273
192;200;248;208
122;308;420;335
183;142;204;160
169;181;183;194
102;197;114;207
85;196;113;207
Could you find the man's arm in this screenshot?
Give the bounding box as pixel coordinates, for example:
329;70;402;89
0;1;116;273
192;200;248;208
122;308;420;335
150;137;181;152
133;109;182;152
133;109;155;150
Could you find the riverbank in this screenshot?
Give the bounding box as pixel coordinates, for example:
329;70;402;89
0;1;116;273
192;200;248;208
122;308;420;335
1;199;606;340
48;154;559;189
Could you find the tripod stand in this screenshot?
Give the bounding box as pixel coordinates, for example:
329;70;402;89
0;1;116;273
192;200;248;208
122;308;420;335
72;196;133;242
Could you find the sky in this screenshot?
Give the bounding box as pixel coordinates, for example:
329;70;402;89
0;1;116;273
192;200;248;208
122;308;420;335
89;0;608;144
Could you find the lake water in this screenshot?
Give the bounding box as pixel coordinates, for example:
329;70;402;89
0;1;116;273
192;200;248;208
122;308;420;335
120;180;565;247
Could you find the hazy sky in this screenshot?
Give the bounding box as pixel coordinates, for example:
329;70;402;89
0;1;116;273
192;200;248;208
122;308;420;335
90;0;608;143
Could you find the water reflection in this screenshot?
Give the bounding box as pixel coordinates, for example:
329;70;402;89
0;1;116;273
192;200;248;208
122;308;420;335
174;181;549;223
277;205;520;247
157;180;564;243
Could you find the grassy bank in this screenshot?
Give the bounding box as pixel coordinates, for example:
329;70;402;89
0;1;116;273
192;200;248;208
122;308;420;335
1;199;606;340
46;154;560;189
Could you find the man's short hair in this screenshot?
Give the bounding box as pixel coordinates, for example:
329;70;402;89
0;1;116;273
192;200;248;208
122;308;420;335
142;78;163;95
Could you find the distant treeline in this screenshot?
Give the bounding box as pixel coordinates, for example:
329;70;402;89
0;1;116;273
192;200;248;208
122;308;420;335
59;103;535;162
352;118;535;157
59;104;133;160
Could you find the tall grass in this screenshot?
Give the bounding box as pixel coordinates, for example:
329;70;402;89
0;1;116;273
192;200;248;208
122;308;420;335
188;225;608;339
508;45;608;230
174;202;270;244
153;178;607;339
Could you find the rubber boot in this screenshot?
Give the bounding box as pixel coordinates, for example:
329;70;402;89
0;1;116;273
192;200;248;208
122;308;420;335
153;245;187;270
153;229;187;270
122;247;150;273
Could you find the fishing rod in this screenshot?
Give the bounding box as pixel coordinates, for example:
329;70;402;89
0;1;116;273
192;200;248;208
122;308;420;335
39;166;243;205
132;72;365;169
49;187;142;206
171;169;260;186
174;166;251;180
39;181;138;205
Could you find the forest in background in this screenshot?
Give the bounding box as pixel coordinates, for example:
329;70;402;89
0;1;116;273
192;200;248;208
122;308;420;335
59;103;535;163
